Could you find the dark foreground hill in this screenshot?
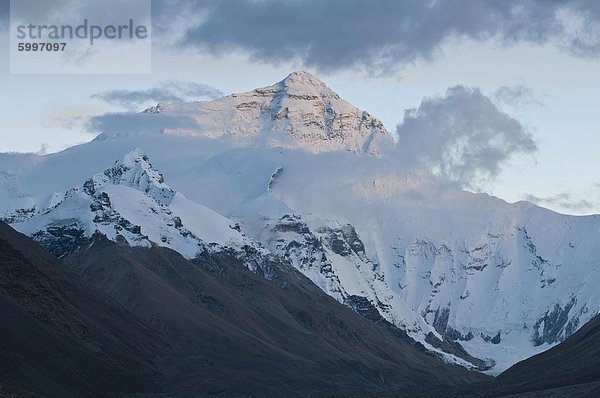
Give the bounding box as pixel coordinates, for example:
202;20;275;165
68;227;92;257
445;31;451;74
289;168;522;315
0;222;162;397
445;311;600;398
490;313;600;397
0;221;488;397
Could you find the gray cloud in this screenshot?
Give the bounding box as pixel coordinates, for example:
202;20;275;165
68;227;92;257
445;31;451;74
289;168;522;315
523;193;595;211
86;112;199;136
91;81;223;109
150;0;600;74
396;85;537;188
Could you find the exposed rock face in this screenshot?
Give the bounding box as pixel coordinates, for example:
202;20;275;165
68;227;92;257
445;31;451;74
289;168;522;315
154;71;393;155
30;221;88;258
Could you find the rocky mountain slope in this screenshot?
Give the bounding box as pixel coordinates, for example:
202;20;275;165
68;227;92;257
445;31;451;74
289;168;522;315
0;220;490;397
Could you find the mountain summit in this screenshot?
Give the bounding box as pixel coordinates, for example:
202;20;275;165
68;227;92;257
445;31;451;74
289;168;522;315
276;70;340;98
148;71;393;154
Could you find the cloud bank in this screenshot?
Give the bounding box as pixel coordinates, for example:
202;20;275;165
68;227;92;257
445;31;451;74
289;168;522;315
86;80;536;190
86;112;199;136
91;81;223;109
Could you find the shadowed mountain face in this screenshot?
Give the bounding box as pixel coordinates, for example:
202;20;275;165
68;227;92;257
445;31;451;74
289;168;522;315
0;221;489;397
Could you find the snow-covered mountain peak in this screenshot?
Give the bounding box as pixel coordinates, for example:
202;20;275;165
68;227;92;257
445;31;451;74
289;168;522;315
281;70;324;84
9;150;257;259
85;148;175;206
150;72;393;155
275;70;340;99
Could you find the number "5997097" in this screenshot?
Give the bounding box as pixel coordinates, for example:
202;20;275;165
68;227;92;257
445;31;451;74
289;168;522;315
17;43;67;51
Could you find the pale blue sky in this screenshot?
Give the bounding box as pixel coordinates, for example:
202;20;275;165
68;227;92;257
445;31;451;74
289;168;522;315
1;1;600;215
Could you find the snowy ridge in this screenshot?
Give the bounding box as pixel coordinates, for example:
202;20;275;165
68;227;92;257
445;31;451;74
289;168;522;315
9;149;254;260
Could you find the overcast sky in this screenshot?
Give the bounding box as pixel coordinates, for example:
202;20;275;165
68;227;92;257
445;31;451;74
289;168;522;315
1;0;600;214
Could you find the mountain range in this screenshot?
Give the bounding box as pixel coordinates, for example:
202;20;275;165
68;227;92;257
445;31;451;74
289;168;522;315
1;71;600;395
